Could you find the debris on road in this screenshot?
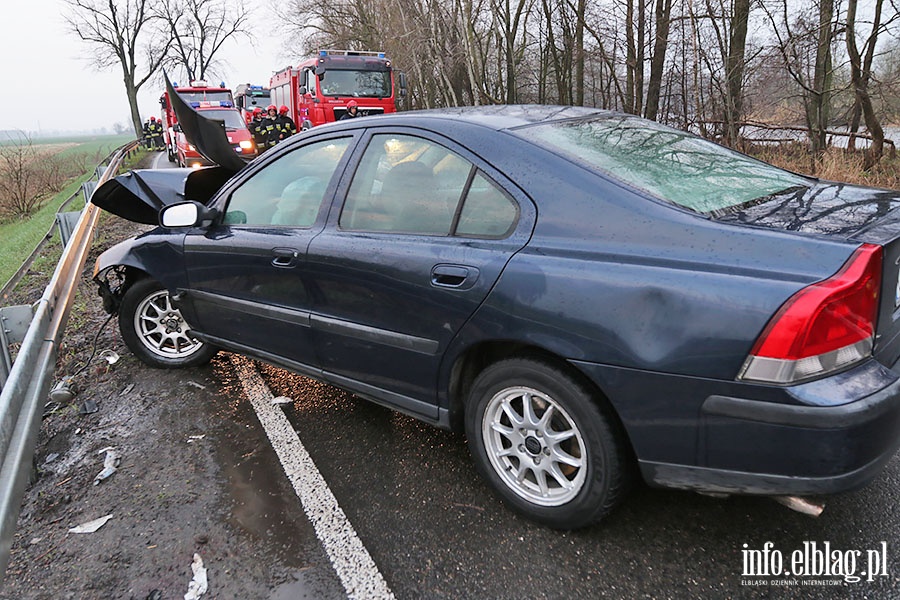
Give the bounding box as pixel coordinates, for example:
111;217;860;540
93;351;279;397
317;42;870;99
99;349;120;365
68;514;113;534
184;553;208;600
48;376;77;403
271;396;292;406
187;381;207;390
93;447;120;485
187;435;206;443
80;399;99;415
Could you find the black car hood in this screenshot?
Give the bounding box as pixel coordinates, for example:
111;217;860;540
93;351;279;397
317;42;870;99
91;167;233;225
716;181;900;243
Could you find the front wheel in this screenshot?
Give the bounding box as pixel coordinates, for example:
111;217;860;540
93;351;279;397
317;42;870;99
118;279;216;368
465;358;631;529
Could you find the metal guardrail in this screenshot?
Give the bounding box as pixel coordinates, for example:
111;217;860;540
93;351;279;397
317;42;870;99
0;140;139;577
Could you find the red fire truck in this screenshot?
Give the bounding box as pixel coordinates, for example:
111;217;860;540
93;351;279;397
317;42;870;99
269;50;406;130
160;81;257;168
234;84;271;124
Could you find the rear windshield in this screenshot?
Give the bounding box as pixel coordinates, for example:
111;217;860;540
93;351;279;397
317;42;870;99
518;115;810;214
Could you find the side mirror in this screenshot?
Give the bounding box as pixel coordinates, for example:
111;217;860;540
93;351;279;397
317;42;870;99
160;201;218;228
398;72;408;98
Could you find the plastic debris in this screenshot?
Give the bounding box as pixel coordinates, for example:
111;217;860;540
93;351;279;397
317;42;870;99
99;349;120;365
93;447;120;485
184;553;208;599
80;399;99;415
187;381;207;390
49;376;76;403
121;383;135;396
271;396;293;405
68;514;113;534
187;435;206;443
42;401;63;418
146;591;162;600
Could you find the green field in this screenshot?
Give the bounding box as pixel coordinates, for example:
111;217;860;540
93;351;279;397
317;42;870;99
0;136;142;290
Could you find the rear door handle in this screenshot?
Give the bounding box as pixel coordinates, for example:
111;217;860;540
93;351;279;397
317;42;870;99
432;264;479;289
272;247;299;267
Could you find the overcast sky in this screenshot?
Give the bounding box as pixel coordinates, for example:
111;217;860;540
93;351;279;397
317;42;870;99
0;0;290;136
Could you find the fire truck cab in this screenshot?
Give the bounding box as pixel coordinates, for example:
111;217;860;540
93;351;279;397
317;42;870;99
234;84;271;125
269;50;406;130
160;81;258;167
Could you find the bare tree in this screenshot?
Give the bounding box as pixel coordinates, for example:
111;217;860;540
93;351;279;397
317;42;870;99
845;0;900;167
763;0;839;159
157;0;253;82
724;0;750;146
65;0;172;137
0;134;82;219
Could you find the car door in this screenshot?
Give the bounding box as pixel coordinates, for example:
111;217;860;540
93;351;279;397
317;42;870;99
306;129;536;418
181;134;356;372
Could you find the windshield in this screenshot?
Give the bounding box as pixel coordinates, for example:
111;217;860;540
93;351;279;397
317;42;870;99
177;90;234;105
520;115;810;213
319;70;392;98
204;109;246;130
240;90;270;108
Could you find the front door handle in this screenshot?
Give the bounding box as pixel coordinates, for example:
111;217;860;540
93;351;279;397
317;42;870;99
432;264;479;289
272;247;299;267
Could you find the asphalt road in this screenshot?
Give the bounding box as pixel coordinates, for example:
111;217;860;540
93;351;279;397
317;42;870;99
254;364;900;600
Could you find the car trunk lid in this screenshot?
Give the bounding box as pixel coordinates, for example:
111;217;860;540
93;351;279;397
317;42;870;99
716;181;900;370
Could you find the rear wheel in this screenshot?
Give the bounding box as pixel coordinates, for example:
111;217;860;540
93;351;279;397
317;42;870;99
118;279;216;368
465;358;631;529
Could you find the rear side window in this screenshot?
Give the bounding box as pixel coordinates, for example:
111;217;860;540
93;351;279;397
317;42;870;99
340;133;518;237
224;138;350;227
457;172;518;237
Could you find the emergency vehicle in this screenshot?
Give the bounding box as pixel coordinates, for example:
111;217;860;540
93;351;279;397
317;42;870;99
234;84;271;124
160;81;257;168
269;49;407;130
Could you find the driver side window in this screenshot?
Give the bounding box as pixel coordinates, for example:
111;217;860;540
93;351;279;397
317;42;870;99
224;138;350;227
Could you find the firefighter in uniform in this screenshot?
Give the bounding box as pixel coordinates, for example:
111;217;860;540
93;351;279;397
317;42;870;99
142;118;152;149
275;105;297;142
263;105;279;150
339;100;360;120
148;117;164;149
249;107;267;151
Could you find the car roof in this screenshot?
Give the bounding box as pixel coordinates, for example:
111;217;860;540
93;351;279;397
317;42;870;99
327;104;617;132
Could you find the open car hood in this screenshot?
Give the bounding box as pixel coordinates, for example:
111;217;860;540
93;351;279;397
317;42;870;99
91;72;250;225
164;73;250;172
91;167;233;225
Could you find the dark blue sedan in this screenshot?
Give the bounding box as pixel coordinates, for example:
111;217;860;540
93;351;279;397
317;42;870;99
92;105;900;528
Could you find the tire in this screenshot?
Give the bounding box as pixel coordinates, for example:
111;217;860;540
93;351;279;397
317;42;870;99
465;358;631;529
118;279;216;369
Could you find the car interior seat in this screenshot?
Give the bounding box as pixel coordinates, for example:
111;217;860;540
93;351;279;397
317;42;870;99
380;161;450;234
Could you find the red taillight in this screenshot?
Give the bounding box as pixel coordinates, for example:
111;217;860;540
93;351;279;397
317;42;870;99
740;244;882;383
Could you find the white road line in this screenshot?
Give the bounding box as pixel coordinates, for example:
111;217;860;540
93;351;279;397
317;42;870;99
229;355;395;600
